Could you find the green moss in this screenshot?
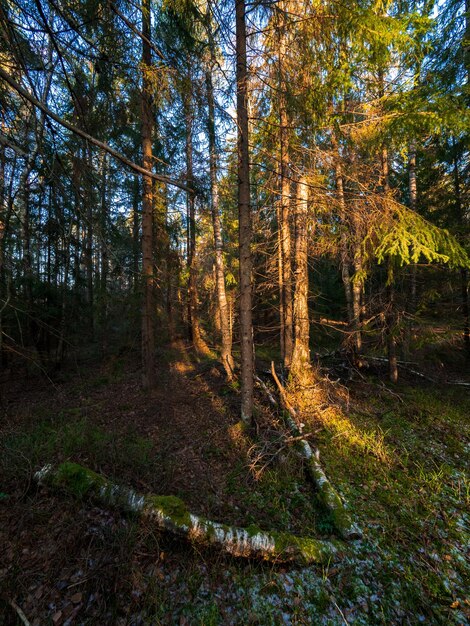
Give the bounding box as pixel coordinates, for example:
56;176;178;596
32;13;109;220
271;530;339;564
246;524;263;537
53;462;105;498
148;494;192;527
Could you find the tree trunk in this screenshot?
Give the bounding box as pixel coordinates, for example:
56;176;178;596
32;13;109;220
334;150;362;354
132;176;140;293
85;145;94;340
236;0;254;424
386;277;398;384
290;177;310;375
462;269;470;357
277;197;285;360
141;0;155;389
0;140;6;367
277;3;293;367
405;141;418;358
451;138;470;358
206;67;234;376
183;85;210;356
99;153;108;353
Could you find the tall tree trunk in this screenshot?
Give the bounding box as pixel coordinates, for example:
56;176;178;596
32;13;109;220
0;140;7;367
99;153;108;353
408;141;417;310
277;3;293;367
334;146;361;354
85;145;94;340
141;0;155;389
277;197;285;360
206;67;234;376
405;141;418;358
290;176;310;375
351;251;363;354
236;0;254;424
383;150;397;381
132;176;140;293
452;138;470;357
387;277;398;384
183;85;209;356
335;160;353;325
56;221;72;365
379;68;396;381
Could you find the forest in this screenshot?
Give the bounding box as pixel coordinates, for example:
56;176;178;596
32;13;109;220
0;0;469;624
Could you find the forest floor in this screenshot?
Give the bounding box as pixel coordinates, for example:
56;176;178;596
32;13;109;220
0;338;469;625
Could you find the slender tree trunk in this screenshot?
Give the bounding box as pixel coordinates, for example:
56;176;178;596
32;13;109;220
132;176;140;293
383;148;397;380
408;141;417;310
334;148;361;354
0;141;6;367
72;148;82;293
335;161;353;324
99;153;108;353
236;0;254;423
85;145;94;340
378;68;397;380
277;197;285;360
56;222;72;365
206;67;234;376
290;176;310;375
183;85;209;356
351;253;363;354
461;269;470;357
22;183;33;335
387;279;398;384
141;0;155;388
404;141;418;358
277;3;293;367
452;138;470;357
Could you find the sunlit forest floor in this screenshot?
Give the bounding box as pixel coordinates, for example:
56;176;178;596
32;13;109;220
1;334;469;625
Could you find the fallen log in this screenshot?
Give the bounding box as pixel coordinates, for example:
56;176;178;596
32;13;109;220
269;363;361;540
35;462;342;565
365;356;470;388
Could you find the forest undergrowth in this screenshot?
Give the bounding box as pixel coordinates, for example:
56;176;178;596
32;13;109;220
0;340;469;625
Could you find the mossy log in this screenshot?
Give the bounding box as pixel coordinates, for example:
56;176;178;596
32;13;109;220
35;462;342;565
269;363;361;541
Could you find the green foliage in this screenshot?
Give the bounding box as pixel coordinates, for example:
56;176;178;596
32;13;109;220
362;202;470;281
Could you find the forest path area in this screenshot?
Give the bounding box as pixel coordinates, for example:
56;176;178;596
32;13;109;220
0;341;250;521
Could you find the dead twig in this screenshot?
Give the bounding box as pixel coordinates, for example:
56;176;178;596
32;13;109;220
9;600;31;626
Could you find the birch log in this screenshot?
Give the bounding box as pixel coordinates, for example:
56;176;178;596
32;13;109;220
35;462;341;565
269;363;361;540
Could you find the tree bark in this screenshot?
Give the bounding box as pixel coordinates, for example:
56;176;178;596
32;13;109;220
85;144;94;340
277;3;293;367
452;140;470;357
141;0;155;389
334;148;361;354
183;84;209;356
405;141;418;358
291;177;310;375
99;153;108;352
132;176;140;293
236;0;254;423
386;278;398;384
206;66;234;376
183;86;210;356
